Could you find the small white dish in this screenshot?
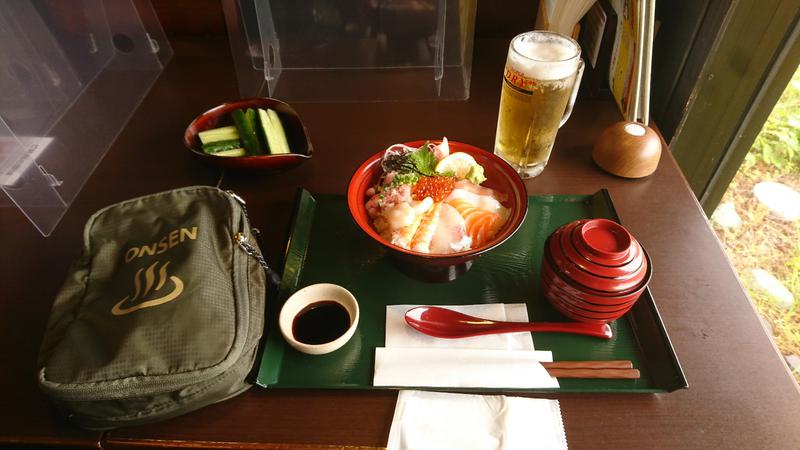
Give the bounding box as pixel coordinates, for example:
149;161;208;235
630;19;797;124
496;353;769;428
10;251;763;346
279;283;359;355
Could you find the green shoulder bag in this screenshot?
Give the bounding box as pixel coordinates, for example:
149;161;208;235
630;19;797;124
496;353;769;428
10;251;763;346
37;186;274;429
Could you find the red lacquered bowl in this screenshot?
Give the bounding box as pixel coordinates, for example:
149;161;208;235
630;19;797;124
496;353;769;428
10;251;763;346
558;220;646;277
568;220;648;285
549;225;645;291
546;299;615;324
549;220;648;292
541;274;637;312
183;97;312;171
548;294;636;323
543;237;652;302
347;140;527;282
541;219;653;323
572;219;633;264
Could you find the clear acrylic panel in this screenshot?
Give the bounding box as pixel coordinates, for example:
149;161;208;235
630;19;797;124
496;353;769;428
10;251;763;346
223;0;477;102
0;0;172;236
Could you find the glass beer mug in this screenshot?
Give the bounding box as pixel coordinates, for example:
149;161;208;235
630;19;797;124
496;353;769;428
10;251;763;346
494;31;584;178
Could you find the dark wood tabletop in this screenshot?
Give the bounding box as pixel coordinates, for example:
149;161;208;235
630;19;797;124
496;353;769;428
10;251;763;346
2;36;799;450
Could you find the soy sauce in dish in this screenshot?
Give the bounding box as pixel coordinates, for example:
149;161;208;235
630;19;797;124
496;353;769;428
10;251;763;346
292;301;351;345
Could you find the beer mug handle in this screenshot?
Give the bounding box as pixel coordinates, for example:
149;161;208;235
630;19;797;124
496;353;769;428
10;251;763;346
559;59;585;128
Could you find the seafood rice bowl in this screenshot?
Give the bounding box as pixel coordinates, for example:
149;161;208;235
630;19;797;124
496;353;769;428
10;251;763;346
348;138;527;281
364;138;514;254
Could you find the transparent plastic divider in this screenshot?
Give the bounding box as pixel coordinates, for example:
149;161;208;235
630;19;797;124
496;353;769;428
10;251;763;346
225;0;476;102
223;0;269;98
254;0;282;96
434;0;447;96
0;0;172;236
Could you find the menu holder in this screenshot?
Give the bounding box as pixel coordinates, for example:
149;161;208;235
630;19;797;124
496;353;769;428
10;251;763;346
255;189;687;393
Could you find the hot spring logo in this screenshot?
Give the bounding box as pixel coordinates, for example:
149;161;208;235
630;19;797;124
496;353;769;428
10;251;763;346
111;227;197;316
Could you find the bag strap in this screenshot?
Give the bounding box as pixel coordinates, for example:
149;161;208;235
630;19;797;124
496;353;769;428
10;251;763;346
227;191;282;286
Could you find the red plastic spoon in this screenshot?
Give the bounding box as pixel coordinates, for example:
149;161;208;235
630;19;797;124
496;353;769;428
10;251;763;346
404;306;613;340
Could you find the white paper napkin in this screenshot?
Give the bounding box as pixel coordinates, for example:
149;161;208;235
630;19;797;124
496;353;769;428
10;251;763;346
373;304;559;389
387;390;568;450
374;348;557;388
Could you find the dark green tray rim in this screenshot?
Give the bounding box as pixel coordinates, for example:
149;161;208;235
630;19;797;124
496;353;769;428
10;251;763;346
256;189;688;393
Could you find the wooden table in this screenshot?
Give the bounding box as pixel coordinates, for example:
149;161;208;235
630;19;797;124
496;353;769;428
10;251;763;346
2;36;799;449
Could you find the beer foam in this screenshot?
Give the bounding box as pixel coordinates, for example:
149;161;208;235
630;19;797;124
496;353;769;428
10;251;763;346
509;33;580;81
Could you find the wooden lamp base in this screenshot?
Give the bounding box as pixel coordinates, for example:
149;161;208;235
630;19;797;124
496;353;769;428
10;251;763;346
592;121;662;178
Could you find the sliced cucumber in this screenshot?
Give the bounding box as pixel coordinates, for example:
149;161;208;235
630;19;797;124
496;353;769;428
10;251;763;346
212;148;246;157
257;109;271;153
198;126;239;145
232;109;262;155
258;108;291;154
202;139;241;154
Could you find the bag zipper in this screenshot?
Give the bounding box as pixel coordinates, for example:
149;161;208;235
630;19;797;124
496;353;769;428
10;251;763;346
227;191;282;286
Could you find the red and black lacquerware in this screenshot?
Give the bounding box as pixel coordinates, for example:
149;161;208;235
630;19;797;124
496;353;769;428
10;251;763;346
542;218;652;323
183;97;312;171
347;140;527;282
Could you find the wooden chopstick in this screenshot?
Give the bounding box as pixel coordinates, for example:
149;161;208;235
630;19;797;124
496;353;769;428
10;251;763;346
541;360;633;370
545;368;640;379
541;360;640;379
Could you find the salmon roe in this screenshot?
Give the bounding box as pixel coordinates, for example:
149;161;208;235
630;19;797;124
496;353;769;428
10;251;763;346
412;176;455;202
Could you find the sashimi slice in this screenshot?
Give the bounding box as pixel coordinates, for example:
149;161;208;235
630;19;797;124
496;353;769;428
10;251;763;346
430;203;472;253
454;179;509;202
447;188;510;220
448;199;506;248
430;137;450;161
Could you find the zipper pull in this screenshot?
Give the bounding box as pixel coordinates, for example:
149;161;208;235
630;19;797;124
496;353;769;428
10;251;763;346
226;190;247;207
226;190;252;227
235;232;282;286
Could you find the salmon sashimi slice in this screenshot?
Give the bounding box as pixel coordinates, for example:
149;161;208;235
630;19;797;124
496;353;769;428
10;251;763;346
447;188;510;220
448;199;507;248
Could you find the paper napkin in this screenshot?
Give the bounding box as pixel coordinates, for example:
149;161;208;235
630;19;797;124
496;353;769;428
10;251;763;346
387;390;568;450
373;304;559;389
374;347;556;388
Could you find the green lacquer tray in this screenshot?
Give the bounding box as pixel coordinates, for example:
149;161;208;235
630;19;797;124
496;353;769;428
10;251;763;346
256;190;687;393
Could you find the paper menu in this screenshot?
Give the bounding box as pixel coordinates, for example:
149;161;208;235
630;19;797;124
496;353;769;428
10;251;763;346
609;0;638;119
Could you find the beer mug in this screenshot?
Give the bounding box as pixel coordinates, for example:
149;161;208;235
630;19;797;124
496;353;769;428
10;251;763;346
494;31;584;178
